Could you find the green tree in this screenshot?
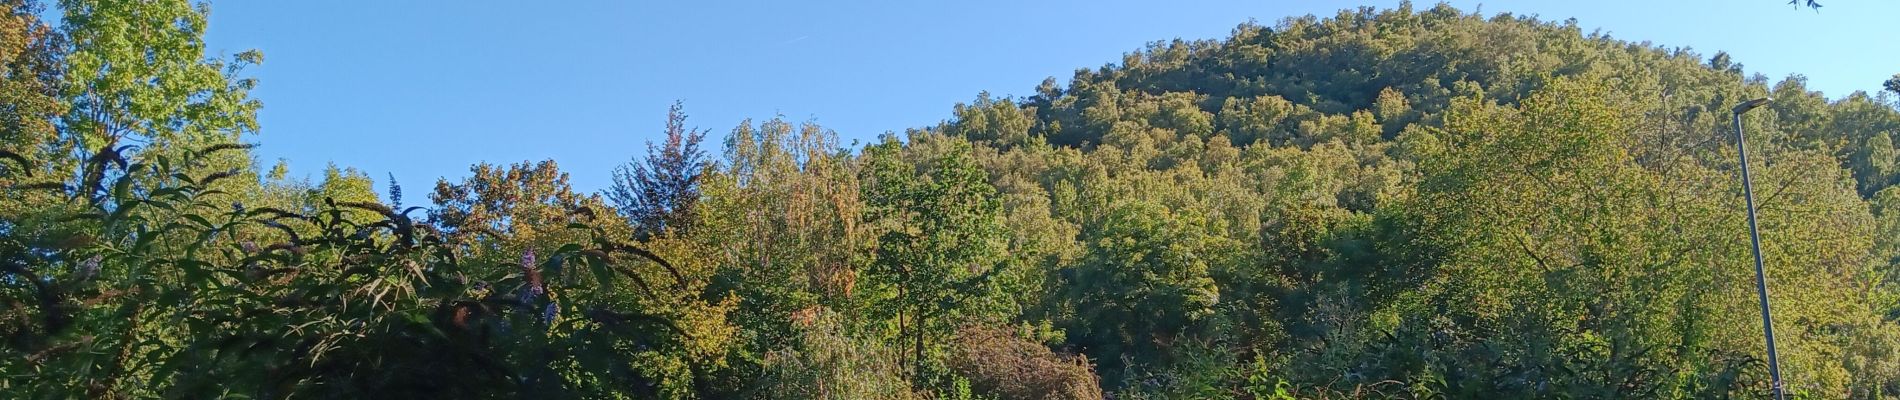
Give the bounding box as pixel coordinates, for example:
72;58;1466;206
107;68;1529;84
1064;200;1224;385
0;0;60;170
56;0;260;164
942;91;1039;148
693;117;869;366
860;133;1012;385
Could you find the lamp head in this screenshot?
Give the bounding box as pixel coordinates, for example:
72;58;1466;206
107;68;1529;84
1733;97;1774;114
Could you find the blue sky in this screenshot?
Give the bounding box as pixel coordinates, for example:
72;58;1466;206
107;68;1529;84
196;0;1900;193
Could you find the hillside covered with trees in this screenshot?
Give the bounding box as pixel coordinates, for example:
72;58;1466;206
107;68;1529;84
6;0;1900;398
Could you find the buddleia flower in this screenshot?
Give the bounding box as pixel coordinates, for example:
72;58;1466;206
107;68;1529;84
519;284;544;304
518;249;544;303
76;255;102;281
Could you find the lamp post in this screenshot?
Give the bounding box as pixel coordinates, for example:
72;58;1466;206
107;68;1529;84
1732;97;1784;399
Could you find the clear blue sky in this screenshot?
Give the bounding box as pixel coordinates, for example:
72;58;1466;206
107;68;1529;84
195;0;1900;193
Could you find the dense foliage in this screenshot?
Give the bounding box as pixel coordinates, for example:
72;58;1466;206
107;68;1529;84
6;1;1900;398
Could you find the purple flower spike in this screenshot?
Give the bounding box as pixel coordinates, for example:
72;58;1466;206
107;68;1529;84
77;255;102;281
520;285;543;304
517;249;545;304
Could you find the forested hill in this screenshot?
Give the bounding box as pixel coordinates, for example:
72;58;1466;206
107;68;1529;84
943;4;1900;194
7;1;1900;399
910;3;1900;398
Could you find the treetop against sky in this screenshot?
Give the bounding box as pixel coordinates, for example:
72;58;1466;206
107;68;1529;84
193;0;1899;192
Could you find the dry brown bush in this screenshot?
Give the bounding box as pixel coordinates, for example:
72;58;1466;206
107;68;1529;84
947;324;1103;400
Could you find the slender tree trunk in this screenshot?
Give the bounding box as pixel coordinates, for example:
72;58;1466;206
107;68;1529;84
911;305;926;382
896;282;911;378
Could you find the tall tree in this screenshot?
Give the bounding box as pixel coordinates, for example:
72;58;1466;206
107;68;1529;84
0;0;65;376
609;101;708;240
0;0;63;204
1064;200;1224;383
860;134;1011;386
432;160;614;259
0;0;60;159
56;0;261;157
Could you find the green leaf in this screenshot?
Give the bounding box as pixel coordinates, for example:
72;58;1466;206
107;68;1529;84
588;258;614;289
184;214;216;230
112;174;134;199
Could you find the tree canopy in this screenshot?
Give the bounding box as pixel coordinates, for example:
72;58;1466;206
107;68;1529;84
4;1;1900;399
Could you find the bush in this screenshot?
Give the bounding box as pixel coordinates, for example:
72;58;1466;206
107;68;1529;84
757;309;920;400
947;324;1102;400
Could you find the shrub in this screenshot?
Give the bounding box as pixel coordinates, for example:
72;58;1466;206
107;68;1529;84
757;309;920;400
947;324;1102;400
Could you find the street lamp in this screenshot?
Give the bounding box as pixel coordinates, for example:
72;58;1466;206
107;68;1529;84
1732;97;1784;399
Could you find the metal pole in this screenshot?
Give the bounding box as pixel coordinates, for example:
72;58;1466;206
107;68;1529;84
1733;108;1785;400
